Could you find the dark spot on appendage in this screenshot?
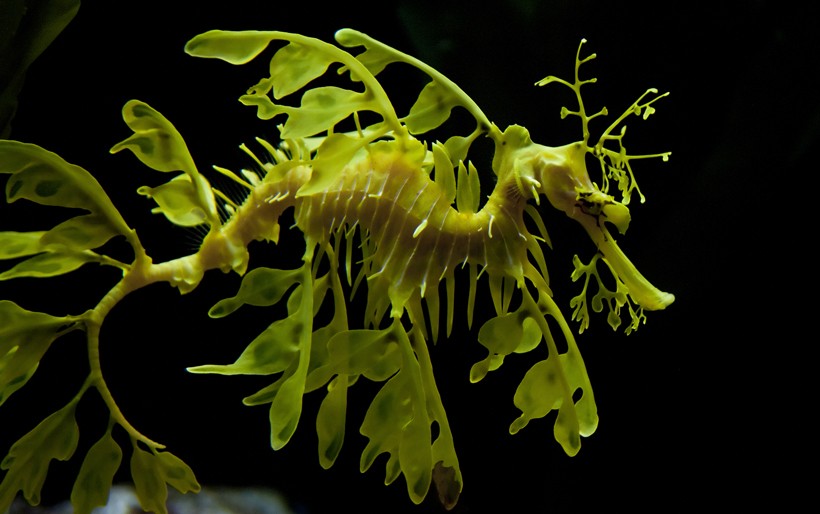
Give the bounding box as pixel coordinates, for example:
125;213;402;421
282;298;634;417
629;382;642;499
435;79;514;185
8;179;22;198
9;374;28;386
413;477;428;501
132;137;155;155
132;104;153;117
325;436;342;461
277;418;298;443
3;243;26;255
165;465;186;479
35;179;62;197
433;461;461;510
31;261;61;273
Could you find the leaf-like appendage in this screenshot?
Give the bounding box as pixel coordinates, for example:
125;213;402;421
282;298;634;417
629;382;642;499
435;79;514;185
40;214;120;251
70;430;122;514
0;403;79;510
593;90;671;206
0;300;74;406
399;414;434;503
241;376;284;407
334;29;393;79
0;231;47;259
404;81;460;135
130;447;167;514
0;141;131;237
509;342;598;456
471;308;541;383
353;320;449;505
184;29;278;65
209;272;337;394
295;133;369;198
207;266;301;318
455;161;480;214
238;88;289;120
137;175;209;227
359;371;414;474
197;263;316;450
154;451;200;495
131;446;200;514
267;268;315;450
509;358;566;432
0;223;123;280
280;87;373;139
570;252;650;334
0;251;89;280
0;144;132;278
302;324;340;392
360;367;433;504
268;366;308;450
336;28;494;139
269;42;336;100
191;29;399;140
557;345;598;438
316;375;348;469
0;356;37;410
1;225;122;279
431;142;456;204
130;448;200;514
194;272;329;375
443;134;476;167
324;327;401;381
110;101;196;175
189;314;301;375
111;100;219;227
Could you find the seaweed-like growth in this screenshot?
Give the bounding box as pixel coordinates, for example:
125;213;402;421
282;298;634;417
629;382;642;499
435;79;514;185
0;30;673;512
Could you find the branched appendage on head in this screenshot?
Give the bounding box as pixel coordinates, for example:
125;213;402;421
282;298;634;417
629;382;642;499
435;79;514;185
493;38;674;333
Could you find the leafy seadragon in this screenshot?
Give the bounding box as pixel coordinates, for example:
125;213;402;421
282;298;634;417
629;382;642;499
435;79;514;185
0;29;673;512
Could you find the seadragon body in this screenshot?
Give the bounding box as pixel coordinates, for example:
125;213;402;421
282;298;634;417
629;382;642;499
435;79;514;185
0;28;673;512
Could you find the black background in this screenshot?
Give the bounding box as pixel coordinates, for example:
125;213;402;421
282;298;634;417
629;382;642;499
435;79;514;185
1;1;812;512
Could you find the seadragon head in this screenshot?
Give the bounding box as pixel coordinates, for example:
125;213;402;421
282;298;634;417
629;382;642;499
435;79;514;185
491;38;674;327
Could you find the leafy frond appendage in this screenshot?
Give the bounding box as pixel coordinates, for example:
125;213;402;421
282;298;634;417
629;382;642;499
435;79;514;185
0;401;79;508
536;39;671;205
570;253;646;334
